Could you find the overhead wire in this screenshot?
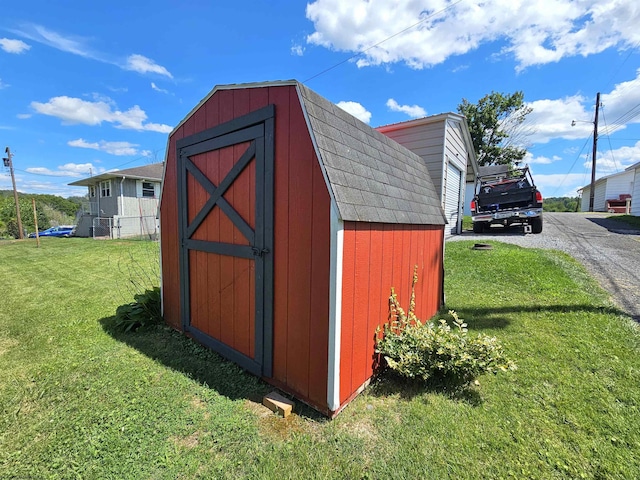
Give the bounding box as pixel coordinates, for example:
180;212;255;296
549;135;592;197
303;0;465;83
599;108;622;173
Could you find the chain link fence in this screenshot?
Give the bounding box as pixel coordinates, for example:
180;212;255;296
92;216;159;240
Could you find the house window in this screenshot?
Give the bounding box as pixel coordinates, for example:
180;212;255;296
89;185;96;198
137;180;157;198
142;182;155;197
100;180;111;197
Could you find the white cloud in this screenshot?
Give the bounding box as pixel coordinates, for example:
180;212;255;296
107;86;128;93
525;152;562;165
151;82;169;94
12;24;98;59
291;44;305;56
68;138;151;157
126;54;173;78
25;162;104;178
0;78;8;89
31;96;172;133
524;69;640;144
12;24;172;77
0;38;30;54
336;101;372;124
16;113;32;119
581;141;640;175
305;0;640;71
386;98;426;118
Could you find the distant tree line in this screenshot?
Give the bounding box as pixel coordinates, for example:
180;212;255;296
0;191;88;238
543;197;580;212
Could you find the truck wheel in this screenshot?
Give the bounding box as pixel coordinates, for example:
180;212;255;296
473;222;486;233
531;217;543;234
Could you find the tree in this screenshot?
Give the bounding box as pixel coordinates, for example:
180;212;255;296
457;91;533;167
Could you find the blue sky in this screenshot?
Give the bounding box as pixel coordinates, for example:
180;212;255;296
2;0;640;199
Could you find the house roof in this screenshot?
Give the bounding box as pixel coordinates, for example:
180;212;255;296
69;163;164;187
376;112;479;181
625;161;640;172
578;168;635;191
168;80;446;225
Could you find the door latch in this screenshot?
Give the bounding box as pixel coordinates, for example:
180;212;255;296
251;247;270;257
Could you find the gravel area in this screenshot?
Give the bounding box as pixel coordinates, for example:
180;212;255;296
448;212;640;321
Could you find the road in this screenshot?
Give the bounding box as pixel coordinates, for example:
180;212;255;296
448;212;640;321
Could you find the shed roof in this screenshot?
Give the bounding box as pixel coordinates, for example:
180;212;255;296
70;163;164;187
297;83;445;225
168;80;446;225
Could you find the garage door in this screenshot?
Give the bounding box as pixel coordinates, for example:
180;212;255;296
444;162;462;234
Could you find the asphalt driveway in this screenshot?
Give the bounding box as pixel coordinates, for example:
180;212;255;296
448;212;640;321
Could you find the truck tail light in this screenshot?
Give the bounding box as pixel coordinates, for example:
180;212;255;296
535;191;543;203
470;199;476;212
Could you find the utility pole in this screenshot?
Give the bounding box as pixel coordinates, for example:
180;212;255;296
3;146;24;239
588;92;600;212
32;198;40;248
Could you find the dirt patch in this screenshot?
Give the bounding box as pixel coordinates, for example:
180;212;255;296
245;399;324;441
171;431;202;449
0;337;18;356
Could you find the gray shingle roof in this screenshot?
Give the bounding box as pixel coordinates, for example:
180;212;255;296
69;162;163;187
297;83;446;225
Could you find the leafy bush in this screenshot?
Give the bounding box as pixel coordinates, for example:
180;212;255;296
114;287;162;332
376;268;516;386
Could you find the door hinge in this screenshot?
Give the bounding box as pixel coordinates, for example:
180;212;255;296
251;247;270;257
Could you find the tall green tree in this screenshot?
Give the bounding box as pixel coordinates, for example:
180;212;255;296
457;91;533;167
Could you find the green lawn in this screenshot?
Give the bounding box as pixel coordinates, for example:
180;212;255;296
1;238;639;479
607;214;640;229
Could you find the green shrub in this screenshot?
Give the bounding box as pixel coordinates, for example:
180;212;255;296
377;310;516;386
376;268;516;386
114;287;162;332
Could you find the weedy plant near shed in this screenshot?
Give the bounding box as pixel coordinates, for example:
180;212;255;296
376;266;516;387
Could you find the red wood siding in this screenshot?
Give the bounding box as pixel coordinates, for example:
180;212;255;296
185;142;256;359
339;223;444;404
160;127;182;330
160;85;331;409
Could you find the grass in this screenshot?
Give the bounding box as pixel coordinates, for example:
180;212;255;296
607;214;640;229
462;214;473;231
1;238;639;478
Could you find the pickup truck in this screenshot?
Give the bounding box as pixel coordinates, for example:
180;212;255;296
470;165;543;234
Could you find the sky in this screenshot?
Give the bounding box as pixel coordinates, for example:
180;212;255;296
2;0;640;199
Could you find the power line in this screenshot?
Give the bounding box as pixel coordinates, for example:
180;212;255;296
599;108;621;173
599;102;640;136
303;0;465;83
549;135;592;197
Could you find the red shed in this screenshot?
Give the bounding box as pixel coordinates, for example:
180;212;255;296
160;80;446;416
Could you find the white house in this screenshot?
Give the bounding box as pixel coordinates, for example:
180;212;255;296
579;169;635;212
69;163;163;238
376;113;478;234
628;162;640;216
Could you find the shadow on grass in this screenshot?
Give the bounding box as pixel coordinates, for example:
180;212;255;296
99;315;329;423
446;303;625;330
587;216;640;235
368;369;483;407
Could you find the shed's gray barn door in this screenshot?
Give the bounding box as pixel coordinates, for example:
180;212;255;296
176;105;274;377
